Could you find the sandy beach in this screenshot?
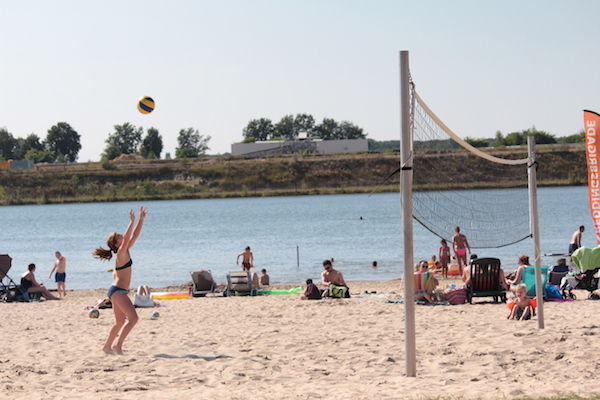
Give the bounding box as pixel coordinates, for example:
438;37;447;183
2;279;600;400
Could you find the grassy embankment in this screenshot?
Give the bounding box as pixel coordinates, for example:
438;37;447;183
0;144;586;206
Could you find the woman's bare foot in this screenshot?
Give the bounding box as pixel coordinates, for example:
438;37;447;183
112;346;124;355
102;346;114;355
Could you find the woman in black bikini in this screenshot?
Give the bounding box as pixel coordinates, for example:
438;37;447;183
93;206;147;354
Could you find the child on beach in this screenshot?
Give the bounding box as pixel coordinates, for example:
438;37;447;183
48;251;67;297
260;268;270;286
439;239;451;279
93;206;147;355
507;284;534;321
237;246;254;272
301;278;322;300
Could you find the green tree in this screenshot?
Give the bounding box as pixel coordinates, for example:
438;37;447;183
15;133;44;159
503;131;525;146
294;113;315;135
102;122;143;160
175;128;211;158
492;131;505;147
559;130;585;144
242;118;275;141
24;148;55;163
337;121;366;139
528;128;556;145
140;127;163;159
45;122;82;162
275;115;295;140
465;137;490;148
0;128;18;160
314;118;339;140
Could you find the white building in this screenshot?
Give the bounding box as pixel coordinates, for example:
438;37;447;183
231;138;368;157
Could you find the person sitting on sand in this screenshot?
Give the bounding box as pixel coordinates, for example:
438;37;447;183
237;246;254;272
301;278;322;300
321;259;350;298
507;284;533;321
507;255;531;289
414;262;438;303
260;268;270;286
21;263;59;300
549;258;569;275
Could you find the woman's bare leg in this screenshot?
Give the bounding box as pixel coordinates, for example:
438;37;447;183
109;292;139;354
103;301;125;354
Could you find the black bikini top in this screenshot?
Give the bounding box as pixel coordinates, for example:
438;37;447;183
115;258;133;271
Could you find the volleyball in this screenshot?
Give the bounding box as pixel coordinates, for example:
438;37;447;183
137;96;155;114
88;309;100;319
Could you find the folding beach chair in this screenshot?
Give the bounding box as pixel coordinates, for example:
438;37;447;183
467;258;507;304
190;270;216;297
225;271;255;296
523;266;549;298
0;254;30;302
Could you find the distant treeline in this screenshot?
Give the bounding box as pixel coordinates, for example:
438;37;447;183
367;127;585;151
0;146;587;206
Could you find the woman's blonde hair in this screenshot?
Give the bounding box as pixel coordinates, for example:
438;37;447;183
92;232;119;261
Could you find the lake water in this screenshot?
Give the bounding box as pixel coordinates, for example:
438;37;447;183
0;186;592;290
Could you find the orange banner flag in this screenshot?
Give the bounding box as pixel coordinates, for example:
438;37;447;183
584;110;600;245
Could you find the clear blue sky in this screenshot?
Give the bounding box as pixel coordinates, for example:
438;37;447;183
1;0;599;161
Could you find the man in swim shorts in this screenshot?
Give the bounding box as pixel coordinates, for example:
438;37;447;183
452;226;471;271
237;246;254;272
49;251;67;297
569;225;584;254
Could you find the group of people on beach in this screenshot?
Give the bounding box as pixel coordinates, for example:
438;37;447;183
412;224;591;320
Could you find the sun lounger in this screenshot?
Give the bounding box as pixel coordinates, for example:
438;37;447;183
467;257;507;303
225;271;255;296
190;270;216;297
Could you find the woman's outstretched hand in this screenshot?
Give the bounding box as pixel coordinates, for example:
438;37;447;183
129;209;135;221
139;206;148;219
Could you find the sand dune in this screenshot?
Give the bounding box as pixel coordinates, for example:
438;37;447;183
2;280;600;399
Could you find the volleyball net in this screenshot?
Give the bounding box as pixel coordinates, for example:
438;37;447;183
409;80;532;248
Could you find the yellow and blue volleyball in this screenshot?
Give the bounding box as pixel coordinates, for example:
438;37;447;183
137;96;155;114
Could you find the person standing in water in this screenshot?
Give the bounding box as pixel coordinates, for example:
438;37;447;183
237;246;254;272
49;251;67;297
93;206;147;355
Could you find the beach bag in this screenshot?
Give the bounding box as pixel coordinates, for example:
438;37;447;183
133;285;154;308
445;288;467;305
329;285;348;299
544;284;563;300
